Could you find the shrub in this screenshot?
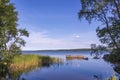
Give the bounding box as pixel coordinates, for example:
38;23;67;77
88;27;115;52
103;53;120;63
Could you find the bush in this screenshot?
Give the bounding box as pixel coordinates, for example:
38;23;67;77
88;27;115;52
103;53;120;63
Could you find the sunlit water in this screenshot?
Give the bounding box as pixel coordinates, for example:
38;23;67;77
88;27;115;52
17;50;120;80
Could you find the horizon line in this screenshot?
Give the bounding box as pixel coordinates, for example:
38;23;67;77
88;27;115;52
22;48;91;51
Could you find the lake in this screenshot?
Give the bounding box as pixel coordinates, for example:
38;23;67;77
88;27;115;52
19;50;120;80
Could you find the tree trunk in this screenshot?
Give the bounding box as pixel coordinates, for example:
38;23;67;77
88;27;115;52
113;0;120;19
102;10;119;49
3;31;7;51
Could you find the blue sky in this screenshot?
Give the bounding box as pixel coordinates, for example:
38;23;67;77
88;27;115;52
11;0;100;50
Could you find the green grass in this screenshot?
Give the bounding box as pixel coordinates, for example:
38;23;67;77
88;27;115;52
12;54;40;64
12;54;57;64
9;54;61;73
10;54;39;73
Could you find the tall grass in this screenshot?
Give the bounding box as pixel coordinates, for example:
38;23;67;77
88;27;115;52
10;54;40;72
9;54;62;73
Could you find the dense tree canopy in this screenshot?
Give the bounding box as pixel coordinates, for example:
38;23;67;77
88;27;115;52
0;0;29;61
78;0;120;51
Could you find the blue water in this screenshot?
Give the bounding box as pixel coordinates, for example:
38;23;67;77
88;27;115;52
20;50;119;80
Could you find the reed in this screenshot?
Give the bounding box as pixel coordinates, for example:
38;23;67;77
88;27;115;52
9;54;60;73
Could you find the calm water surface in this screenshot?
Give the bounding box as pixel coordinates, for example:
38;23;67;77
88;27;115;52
20;50;119;80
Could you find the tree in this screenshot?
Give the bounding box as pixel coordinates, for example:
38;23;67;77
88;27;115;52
0;0;29;62
91;44;106;59
96;22;120;50
78;0;120;51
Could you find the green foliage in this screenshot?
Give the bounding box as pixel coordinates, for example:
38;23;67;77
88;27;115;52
79;0;120;65
96;22;120;49
79;0;120;50
103;48;120;63
0;0;29;62
103;53;120;63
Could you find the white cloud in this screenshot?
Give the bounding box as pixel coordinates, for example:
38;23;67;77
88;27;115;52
22;31;100;50
72;34;80;38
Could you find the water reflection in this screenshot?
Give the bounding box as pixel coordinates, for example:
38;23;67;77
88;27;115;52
0;58;63;80
0;63;30;80
0;52;120;80
93;75;101;80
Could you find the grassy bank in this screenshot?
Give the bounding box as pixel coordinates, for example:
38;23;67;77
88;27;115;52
9;54;61;73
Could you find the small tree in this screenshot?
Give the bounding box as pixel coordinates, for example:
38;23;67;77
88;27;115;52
0;0;29;62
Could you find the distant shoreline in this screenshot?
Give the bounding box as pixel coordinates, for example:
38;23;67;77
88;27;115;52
22;48;91;52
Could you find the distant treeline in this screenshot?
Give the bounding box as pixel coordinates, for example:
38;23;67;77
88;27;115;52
22;48;91;52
